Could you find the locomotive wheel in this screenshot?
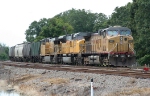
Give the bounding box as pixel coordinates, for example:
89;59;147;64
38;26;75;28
57;56;62;64
54;55;58;64
77;54;83;66
78;57;82;65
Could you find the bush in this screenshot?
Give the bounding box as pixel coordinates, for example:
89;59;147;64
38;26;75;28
0;52;8;61
138;55;150;66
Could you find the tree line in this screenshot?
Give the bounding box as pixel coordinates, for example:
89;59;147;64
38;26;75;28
18;0;150;65
25;9;109;42
0;43;9;61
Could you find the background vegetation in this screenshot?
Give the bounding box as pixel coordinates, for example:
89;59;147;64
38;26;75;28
0;43;9;61
1;0;149;65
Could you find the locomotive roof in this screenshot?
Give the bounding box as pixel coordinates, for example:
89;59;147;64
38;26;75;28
73;32;91;37
73;32;91;40
106;27;131;31
91;33;99;36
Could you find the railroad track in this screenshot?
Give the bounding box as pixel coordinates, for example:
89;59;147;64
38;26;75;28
0;61;150;79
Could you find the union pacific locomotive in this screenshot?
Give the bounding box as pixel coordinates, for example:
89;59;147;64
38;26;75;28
9;26;136;67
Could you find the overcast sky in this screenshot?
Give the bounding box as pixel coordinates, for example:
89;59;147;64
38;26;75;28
0;0;132;47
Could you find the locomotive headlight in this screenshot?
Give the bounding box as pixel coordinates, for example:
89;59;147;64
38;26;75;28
128;40;133;43
109;40;114;43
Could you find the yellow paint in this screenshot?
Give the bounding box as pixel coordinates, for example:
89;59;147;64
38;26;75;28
70;39;85;54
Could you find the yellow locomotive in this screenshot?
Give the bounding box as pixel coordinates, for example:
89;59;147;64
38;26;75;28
39;26;135;67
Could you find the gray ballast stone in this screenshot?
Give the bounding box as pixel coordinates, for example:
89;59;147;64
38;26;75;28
0;66;150;96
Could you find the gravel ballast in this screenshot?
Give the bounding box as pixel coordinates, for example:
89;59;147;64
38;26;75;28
0;65;150;96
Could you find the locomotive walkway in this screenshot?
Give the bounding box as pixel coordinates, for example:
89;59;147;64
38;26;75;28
1;61;150;79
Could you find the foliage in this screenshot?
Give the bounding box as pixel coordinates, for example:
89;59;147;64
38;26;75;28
138;55;150;66
108;3;132;28
0;52;8;61
35;17;73;41
130;0;150;64
25;9;108;42
93;13;108;31
55;8;108;32
25;18;48;42
25;18;73;42
0;43;9;61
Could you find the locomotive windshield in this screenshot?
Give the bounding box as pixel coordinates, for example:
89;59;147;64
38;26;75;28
120;30;131;35
107;31;118;36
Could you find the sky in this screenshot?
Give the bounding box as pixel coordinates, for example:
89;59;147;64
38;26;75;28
0;0;132;47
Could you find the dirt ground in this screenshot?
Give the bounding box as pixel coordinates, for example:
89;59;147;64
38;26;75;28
0;64;150;96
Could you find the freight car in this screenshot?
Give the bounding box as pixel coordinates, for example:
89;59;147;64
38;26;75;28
9;26;136;67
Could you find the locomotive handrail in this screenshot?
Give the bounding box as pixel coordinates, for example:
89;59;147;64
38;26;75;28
79;44;85;53
108;43;118;58
129;44;136;55
109;43;118;53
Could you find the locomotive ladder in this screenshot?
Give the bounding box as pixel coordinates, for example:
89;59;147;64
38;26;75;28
129;44;136;55
108;43;118;59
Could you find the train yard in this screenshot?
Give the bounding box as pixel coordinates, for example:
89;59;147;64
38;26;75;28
1;61;150;79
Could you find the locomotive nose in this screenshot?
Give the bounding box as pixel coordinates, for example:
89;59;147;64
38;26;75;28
120;36;128;44
118;36;129;52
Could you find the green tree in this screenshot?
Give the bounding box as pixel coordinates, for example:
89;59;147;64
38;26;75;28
25;9;108;42
55;8;107;32
0;52;8;61
130;0;150;65
25;18;48;42
25;17;73;42
138;55;150;66
93;13;108;31
35;18;73;41
0;43;9;61
108;2;132;28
